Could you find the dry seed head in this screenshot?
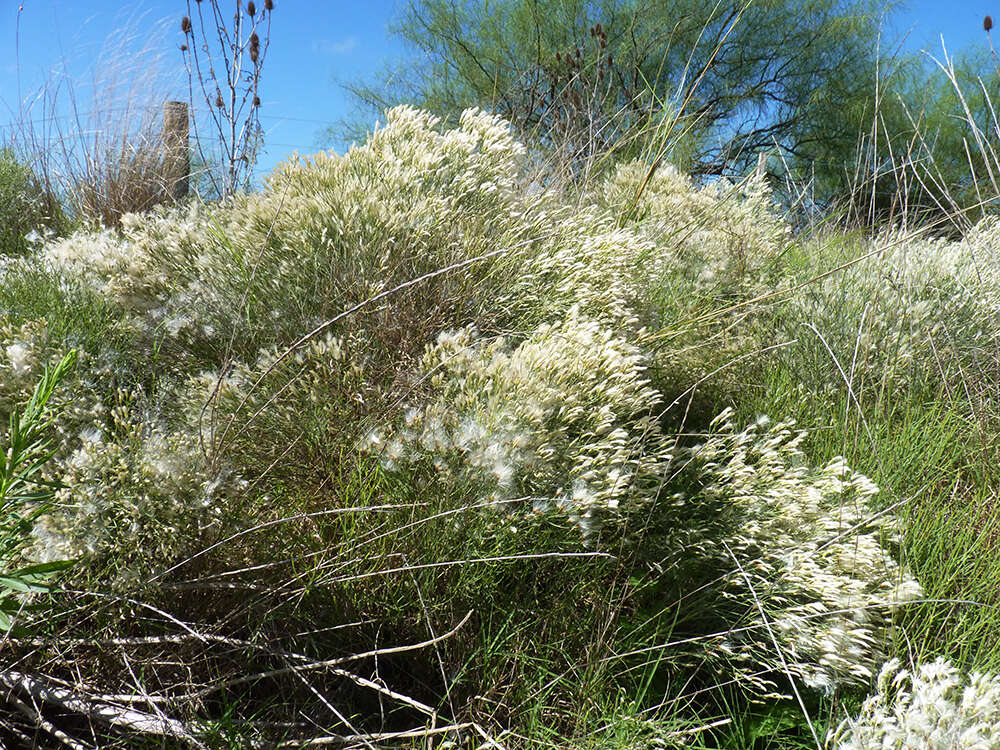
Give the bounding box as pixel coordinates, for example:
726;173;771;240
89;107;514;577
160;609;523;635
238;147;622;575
264;0;273;9
987;15;994;31
253;95;261;106
180;44;188;52
249;32;260;62
181;15;192;33
248;1;256;15
215;92;224;108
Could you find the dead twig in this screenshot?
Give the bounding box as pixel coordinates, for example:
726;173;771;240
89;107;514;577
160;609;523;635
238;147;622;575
0;670;207;748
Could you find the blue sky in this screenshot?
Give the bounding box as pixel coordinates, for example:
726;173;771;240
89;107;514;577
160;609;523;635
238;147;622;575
0;1;994;182
0;1;403;181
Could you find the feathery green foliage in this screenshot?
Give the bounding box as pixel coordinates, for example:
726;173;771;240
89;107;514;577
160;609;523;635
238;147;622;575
339;0;896;182
0;351;76;631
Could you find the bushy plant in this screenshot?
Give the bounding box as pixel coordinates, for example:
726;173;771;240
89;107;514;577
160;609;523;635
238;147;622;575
683;409;922;696
0;105;937;745
11;16;185;228
755;223;1000;414
828;658;1000;749
367;308;673;543
600;161;790;298
0;148;62;257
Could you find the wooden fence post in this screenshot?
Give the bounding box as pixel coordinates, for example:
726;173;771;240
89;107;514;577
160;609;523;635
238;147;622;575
163;101;189;201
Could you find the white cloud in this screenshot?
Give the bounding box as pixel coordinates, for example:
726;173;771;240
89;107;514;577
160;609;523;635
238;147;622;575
312;36;359;56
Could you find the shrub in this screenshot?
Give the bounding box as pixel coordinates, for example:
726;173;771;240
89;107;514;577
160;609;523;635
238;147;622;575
829;658;1000;749
368;308;673;543
681;410;922;696
0;105;931;744
600;161;790;299
0;148;62;256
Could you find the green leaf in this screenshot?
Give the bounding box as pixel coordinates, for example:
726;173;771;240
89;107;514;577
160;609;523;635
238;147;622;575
0;576;39;593
13;560;75;577
0;351;77;636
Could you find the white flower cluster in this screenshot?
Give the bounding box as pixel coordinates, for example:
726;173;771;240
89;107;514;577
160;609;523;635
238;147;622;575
34;419;244;571
366;307;672;541
176;330;368;432
829;658;1000;749
0;319;44;391
600;161;789;293
688;410;922;694
25;107;537;357
498;210;656;328
772;221;1000;399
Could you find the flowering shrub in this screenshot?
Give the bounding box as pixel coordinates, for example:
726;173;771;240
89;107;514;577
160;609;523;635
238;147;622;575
366;307;672;541
0;105;933;735
761;221;1000;405
37;106;542;361
829;658;1000;749
683;409;922;695
600;161;790;295
34;417;244;572
0;319;47;400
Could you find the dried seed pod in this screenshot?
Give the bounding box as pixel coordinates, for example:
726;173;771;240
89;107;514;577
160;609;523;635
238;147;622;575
215;92;224;108
264;0;273;9
600;37;606;49
595;22;603;35
987;15;994;31
180;44;188;52
575;47;581;58
181;15;192;33
253;95;261;106
607;55;613;67
247;1;256;16
249;32;260;63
